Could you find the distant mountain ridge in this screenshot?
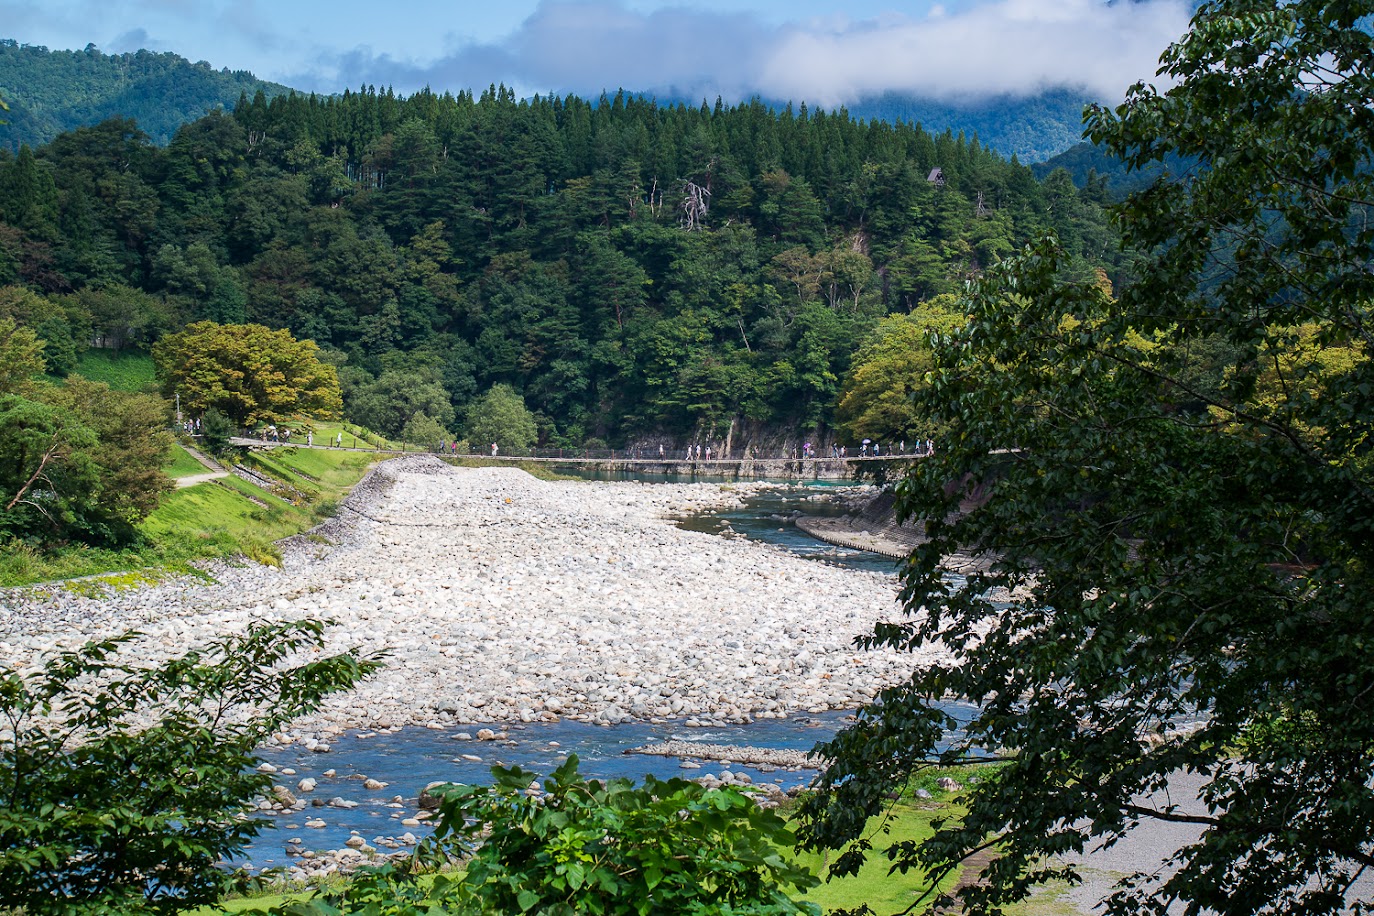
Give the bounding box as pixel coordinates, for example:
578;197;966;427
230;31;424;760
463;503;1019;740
0;38;1098;162
836;88;1097;163
1033;139;1193;198
635;87;1100;163
0;40;292;150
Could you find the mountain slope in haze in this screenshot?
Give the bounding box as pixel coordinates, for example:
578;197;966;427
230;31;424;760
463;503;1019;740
838;87;1097;163
655;87;1099;163
0;40;292;151
1033;139;1193;197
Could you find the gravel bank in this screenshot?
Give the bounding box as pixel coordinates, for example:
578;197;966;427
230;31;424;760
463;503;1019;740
0;457;945;737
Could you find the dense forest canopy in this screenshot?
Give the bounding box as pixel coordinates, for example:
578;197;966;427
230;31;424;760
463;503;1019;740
0;84;1119;447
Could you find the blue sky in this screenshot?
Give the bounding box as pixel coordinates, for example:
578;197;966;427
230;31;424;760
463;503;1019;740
3;0;1193;105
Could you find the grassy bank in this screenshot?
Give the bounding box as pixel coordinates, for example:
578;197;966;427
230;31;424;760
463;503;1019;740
166;442;209;478
0;445;376;587
67;348;158;391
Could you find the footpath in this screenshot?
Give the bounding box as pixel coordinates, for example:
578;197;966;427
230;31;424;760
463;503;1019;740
175;442;230;488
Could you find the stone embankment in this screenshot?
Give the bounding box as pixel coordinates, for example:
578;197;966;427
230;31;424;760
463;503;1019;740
0;457;949;736
795;489;995;575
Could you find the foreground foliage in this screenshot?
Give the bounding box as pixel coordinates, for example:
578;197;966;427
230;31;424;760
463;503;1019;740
258;756;819;916
799;2;1374;915
0;620;381;914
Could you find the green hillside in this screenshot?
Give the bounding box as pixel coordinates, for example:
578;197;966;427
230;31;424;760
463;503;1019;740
839;87;1099;163
0;40;291;150
0;83;1122;451
1032;139;1193;198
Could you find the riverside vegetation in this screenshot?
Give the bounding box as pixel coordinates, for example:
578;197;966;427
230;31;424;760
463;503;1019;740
0;344;372;585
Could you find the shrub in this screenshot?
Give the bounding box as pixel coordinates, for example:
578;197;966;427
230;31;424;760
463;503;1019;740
255;756;820;916
0;619;381;915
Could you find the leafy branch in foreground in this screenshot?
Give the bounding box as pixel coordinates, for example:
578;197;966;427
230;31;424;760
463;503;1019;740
798;1;1374;914
256;754;820;916
0;619;382;915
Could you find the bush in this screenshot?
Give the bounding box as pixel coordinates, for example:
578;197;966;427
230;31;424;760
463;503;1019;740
201;405;234;455
0;619;381;915
255;756;820;916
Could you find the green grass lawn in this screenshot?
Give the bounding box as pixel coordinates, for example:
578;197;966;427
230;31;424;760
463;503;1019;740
165;442;210;478
798;800;962;914
279;421;400;451
1;442;377;586
69;349;157;391
270;446;375;497
139;447;375;568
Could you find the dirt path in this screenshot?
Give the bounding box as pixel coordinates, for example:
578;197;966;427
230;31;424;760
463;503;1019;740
175;470;228;488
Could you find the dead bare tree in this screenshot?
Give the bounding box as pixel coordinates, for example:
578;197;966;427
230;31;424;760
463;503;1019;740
678;179;711;231
648;177;663;219
4;430;64;513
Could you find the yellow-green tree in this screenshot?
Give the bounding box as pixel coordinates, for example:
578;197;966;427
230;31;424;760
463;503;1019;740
835;294;964;444
0;317;45;395
153;321;341;428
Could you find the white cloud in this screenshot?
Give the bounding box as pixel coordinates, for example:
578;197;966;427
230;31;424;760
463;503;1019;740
757;0;1193;105
307;0;1190;105
6;0;1193;105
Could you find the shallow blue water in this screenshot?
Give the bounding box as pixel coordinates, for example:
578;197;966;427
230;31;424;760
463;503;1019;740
239;475;918;871
556;467;903;576
674;488;902;576
244;702;979;871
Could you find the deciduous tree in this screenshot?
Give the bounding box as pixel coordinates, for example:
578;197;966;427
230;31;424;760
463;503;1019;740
0;316;44;394
348;366;455;441
0;620;381;915
835;295;964;445
152;321;342;428
799;3;1374;915
45;376;173;530
464;383;537;450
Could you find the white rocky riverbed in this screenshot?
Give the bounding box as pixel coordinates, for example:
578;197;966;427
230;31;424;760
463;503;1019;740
0;456;947;739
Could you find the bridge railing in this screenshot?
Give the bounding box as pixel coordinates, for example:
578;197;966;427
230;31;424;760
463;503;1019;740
231;434;933;461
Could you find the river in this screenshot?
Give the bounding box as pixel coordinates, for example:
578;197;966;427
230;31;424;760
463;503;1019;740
241;473;938;872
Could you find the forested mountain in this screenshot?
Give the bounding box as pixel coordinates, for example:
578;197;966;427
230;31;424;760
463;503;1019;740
0;86;1119;447
838;88;1097;163
0;40;291;150
1033;138;1192;198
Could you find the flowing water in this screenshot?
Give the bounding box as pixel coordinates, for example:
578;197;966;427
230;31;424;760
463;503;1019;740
241;473;920;870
